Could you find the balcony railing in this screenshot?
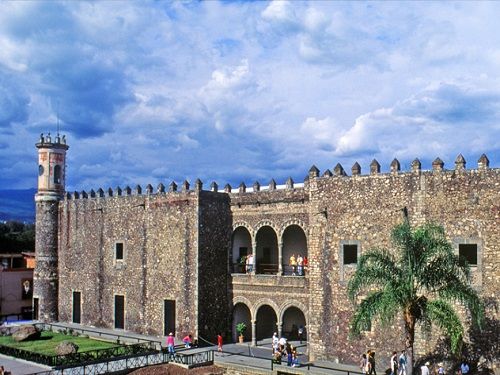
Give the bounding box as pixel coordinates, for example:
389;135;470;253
231;263;307;276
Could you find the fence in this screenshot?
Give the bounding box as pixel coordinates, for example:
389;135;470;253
28;349;214;375
33;323;162;347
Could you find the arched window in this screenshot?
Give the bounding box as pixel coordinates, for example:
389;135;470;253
54;165;62;184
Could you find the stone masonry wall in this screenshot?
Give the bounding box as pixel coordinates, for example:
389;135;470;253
197;190;233;342
58;191;200;339
307;166;500;367
34;200;60;322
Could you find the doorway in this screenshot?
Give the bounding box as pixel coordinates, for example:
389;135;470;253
164;300;176;336
114;295;125;329
72;291;81;324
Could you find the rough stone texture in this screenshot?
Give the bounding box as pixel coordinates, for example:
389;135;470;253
35;152;499;372
33;199;60;322
12;325;40;342
55;341;79;355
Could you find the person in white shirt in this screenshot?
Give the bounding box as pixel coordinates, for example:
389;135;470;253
421;362;430;375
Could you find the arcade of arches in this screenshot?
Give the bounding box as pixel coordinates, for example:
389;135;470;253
231;224;307;275
232;302;307;345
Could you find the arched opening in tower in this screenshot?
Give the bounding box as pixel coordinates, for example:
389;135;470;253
231;226;252;273
255;226;278;274
282;225;307;276
256;304;277;340
282;306;307;341
232;302;252;342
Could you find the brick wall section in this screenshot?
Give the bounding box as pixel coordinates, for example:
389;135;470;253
197;191;233;342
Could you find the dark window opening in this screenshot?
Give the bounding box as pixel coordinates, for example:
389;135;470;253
115;243;124;260
114;295;125;329
343;244;358;265
73;291;81;324
54;165;62;184
459;244;478;266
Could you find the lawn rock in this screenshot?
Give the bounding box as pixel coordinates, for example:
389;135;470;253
56;341;79;355
12;325;41;342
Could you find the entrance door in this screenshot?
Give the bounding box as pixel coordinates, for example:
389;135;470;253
114;295;125;329
72;291;81;323
164;300;176;336
33;298;39;320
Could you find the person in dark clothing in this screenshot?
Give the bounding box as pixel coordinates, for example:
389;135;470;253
369;351;377;375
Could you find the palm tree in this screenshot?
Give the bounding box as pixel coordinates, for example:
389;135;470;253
347;222;483;375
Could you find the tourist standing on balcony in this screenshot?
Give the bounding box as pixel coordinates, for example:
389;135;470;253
297;254;304;276
246;254;254;273
289;254;297;275
303;256;308;274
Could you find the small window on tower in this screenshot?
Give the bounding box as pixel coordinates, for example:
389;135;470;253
54;165;62;184
115;243;124;261
459;244;478;266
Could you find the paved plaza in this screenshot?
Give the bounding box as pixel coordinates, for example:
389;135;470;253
0;322;360;374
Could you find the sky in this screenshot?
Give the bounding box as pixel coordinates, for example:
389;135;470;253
1;1;499;192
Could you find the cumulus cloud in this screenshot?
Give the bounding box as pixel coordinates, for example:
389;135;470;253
335;83;500;166
0;1;499;190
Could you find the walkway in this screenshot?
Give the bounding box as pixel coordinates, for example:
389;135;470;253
1;322;361;374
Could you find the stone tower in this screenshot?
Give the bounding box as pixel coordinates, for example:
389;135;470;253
33;133;68;322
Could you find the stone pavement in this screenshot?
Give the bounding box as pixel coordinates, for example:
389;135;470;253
1;322;361;374
0;354;51;375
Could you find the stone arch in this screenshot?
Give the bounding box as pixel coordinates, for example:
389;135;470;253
254;224;279;274
233;221;253;237
231;225;253;273
279;219;307;239
252;298;280;319
254;298;280;340
280;302;308;341
232;298;252;343
281;223;308;276
254;219;277;234
279;300;308;324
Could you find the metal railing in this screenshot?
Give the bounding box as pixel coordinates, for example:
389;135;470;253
33;323;162;346
27;348;214;375
0;342;157;367
231;263;307;276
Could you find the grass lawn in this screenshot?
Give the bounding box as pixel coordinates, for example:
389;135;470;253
0;331;119;356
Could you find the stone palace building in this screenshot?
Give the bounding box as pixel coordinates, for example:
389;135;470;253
33;134;499;365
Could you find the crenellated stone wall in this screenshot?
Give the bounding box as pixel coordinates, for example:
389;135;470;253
49;153;499;370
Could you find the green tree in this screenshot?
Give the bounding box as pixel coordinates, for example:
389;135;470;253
347;222;483;375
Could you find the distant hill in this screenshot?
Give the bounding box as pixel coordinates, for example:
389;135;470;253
0;188;36;223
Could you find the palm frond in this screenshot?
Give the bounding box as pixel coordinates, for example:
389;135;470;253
437;284;484;328
419;253;471;290
425;299;464;353
347;249;402;301
350;290;400;336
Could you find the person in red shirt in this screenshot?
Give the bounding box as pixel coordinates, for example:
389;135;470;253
217;333;223;353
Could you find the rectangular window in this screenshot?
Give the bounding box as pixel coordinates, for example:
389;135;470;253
343;244;358;265
33;298;39;320
115;243;124;260
164;300;176;336
73;291;81;324
459;244;478;266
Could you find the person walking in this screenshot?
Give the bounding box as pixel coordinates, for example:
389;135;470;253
398;350;407;375
217;333;223;353
272;332;279;354
390;351;398;375
421;362;430;375
166;332;175;358
368;351;377;375
360;354;368;374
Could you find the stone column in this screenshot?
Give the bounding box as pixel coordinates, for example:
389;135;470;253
278;241;283;275
251;320;257;346
277;321;283;338
252;243;257;274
